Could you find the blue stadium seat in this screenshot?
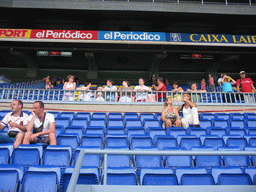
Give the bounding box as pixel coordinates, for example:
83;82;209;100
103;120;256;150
62;166;99;192
230;113;245;120
188;129;207;138
127;127;145;138
164;147;192;169
222;134;242;145
155;136;177;150
0;170;19;191
244;167;256;184
212;119;229;128
226;138;248;150
199;120;212;129
11;148;40;168
92;112;107;119
89;118;106;128
139;113;155;122
167;128;186;138
143;119;161;130
71;117;88;129
124;113;139;121
181;174;215;185
215;113;230;120
75;112;91;120
0;147;10;164
211;167;243;184
102;167;137;185
107;118;124;128
218;147;250;168
247;119;256;127
179;138;202;150
85;126;105;135
218;173;252;185
60;111;76;120
141;168;177;185
42;145;72;169
249;138;256;146
126;118;142;128
21;171;58;192
130;135;153;149
229;129;246;136
55;117;71;128
229;120;246;129
175;167;207;184
48;111;61;118
55;125;64;136
105;135;128;147
108;112;123;119
104;147;131;167
28;165;62;190
244;113;256;120
203;138;225;150
81;134;103;148
57;133;80;151
147;128;166;140
72;147;101;168
208;128;227;137
106;127;126;135
200;113;215;120
64;126;85;140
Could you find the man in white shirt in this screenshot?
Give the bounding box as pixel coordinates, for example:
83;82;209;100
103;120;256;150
103;79;117;101
0;99;28;148
23;101;56;145
134;77;152;102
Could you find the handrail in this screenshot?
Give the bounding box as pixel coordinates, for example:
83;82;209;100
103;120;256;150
0;88;255;105
66;149;256;192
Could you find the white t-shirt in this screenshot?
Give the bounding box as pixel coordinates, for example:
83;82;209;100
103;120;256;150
28;113;55;137
1;112;29;133
182;106;192;120
134;85;151;101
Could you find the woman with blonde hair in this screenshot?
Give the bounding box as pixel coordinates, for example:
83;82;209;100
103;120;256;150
62;75;76;101
161;97;182;128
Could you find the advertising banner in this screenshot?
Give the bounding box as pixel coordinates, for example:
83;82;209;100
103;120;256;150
167;33;256;44
0;29;31;38
99;31;166;41
30;29;98;40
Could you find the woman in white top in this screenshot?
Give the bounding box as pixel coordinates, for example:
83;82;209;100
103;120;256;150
63;75;76;101
134;78;152;102
77;82;92;101
176;93;200;129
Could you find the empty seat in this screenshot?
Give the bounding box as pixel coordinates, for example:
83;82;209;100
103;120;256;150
81;134;103;148
0;170;20;191
200;120;212;129
143;119;160;130
92;112;107;119
60;112;76;120
48;111;61;118
179;138;202;150
104;147;131;167
200;113;215;120
211;167;242;184
247;119;256;127
139;113;155;122
130;135;153;149
11;148;40;167
71;117;88;129
75;112;91;120
107;119;124;128
124;113;139;121
188;129;207;138
181;174;215;185
85;127;104;135
168;128;186;138
55;117;71;128
102;167;137;185
229;129;246;136
0;147;10;164
215;113;230;120
105;135;128;147
126;119;142;128
141;168;177;185
21;171;58;192
42;145;72;169
156;136;177;150
106;127;126;135
108;112;123;119
229;120;246;129
175;167;207;184
212;119;229;128
230;113;245;120
218;173;252;185
64;126;84;139
208;128;227;138
204;138;225;150
227;138;248;150
89;118;106;128
57;133;80;151
127;127;145;138
147;128;166;140
62;166;99;192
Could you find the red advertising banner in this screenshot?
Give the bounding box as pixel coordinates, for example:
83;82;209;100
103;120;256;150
0;29;31;38
30;29;98;40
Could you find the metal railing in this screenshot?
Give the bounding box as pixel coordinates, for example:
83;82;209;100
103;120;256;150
66;149;256;191
0;88;255;105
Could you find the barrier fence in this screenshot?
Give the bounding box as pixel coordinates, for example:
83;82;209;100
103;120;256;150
0;88;255;106
66;149;256;192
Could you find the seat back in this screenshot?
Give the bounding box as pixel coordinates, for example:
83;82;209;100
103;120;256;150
12;148;40;166
0;170;19;192
218;173;252;185
181;174;215;185
180;138;202;150
143;173;178;185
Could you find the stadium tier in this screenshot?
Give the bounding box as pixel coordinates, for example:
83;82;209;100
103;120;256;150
0;110;256;191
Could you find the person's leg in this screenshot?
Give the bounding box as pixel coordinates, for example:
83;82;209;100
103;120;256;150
181;118;190;129
14;132;24;148
165;119;173;128
191;107;200;126
23;132;33;144
174;119;182;127
45;133;57;145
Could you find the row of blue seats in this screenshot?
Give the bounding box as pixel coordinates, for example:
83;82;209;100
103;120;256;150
1;164;256;191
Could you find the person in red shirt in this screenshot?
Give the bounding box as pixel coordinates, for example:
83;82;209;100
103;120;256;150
152;77;166;102
236;71;256;93
236;71;256;103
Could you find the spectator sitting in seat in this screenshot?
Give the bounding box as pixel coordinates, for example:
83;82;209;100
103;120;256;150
119;80;133;102
77;82;92;101
103;79;117;101
23;101;56;145
161;97;182;128
176;93;200;129
0;100;29;148
152;77;167;102
134;77;152;102
63;75;76;101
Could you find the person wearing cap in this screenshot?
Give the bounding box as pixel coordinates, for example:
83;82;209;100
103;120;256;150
236;71;256;103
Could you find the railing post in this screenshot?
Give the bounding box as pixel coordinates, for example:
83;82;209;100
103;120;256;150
103;153;108;185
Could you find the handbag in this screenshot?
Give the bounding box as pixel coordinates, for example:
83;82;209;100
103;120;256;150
33;113;46;134
8;131;19;138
